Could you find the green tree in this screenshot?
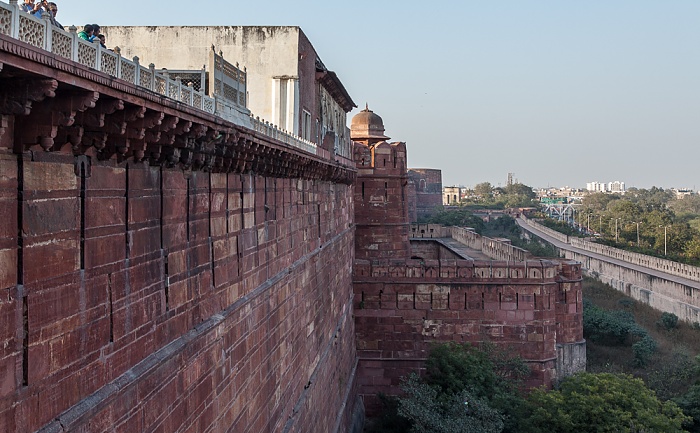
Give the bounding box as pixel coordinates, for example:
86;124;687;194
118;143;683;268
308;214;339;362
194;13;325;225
670;195;700;217
583;300;637;345
421;343;528;433
474;182;494;200
521;372;690;433
583;192;619;212
398;373;504;433
419;209;486;231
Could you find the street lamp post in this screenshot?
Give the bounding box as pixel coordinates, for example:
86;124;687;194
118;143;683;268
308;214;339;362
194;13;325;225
659;225;669;256
632;221;641;247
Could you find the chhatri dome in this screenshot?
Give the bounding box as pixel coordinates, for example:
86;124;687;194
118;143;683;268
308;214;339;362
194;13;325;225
350;104;390;142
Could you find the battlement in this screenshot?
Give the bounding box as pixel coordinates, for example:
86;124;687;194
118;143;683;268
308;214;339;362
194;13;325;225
353;141;407;174
354;258;581;282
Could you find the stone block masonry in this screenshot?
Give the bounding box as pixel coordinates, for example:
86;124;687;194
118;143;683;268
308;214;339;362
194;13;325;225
0;33;360;432
353;258;584;413
0;151;358;433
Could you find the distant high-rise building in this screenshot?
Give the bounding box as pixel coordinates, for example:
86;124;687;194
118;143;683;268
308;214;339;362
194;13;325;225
586;181;607;192
608;181;625;193
586;181;625;194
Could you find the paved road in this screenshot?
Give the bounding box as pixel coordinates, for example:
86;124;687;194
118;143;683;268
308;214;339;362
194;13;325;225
516;218;700;290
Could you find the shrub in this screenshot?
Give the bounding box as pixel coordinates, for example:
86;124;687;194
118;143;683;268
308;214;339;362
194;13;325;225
398;373;504;433
583;300;637;344
658;312;680;330
411;342;528;433
632;335;658;367
617;298;635;309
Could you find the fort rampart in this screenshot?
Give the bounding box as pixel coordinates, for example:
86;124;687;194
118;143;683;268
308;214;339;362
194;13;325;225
353;258;585;412
0;30;359;433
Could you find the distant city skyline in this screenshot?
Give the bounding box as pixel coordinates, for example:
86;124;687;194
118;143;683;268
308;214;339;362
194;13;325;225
62;1;700;190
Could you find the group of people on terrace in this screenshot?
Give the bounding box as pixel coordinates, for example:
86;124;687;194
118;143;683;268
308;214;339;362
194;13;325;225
19;0;62;29
19;0;107;49
78;24;106;48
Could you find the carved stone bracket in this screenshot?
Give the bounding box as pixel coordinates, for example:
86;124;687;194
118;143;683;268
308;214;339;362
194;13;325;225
15;89;98;152
175;123;208;169
79;98;125;154
125;110;165;161
0;78;57;116
152;119;192;167
98;105;146;160
145;115;180;162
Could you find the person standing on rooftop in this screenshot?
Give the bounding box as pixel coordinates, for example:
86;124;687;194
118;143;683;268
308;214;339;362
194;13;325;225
46;2;63;29
78;24;94;41
20;0;47;18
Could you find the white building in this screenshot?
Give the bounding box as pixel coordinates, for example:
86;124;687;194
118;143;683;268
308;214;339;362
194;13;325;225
586;181;625;194
586;182;607;192
608;181;625;193
104;26;356;155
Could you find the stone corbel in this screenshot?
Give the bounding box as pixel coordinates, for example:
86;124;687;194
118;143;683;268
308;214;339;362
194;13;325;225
16;89;99;152
154;119;192;167
124;110;164;161
213;131;238;172
98;105;145;160
79;99;125;154
234;137;254;173
145;115;180;162
176;123;207;169
0;78;57;116
191;128;223;171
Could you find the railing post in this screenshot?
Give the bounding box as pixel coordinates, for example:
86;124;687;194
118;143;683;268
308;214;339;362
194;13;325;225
69;25;78;62
186;82;194;105
235;62;240;106
175;77;182;102
217;50;224;97
161;68;170;96
243;66;247;107
149;63;156;91
8;0;19;39
114;46;122;77
94;39;102;71
133;56;140;86
42;14;51;52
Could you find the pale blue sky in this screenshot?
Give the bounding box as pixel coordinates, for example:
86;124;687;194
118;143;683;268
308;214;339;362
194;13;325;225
61;1;700;189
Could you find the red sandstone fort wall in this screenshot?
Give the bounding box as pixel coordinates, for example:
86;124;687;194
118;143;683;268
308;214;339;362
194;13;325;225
352;258;583;412
0;150;357;432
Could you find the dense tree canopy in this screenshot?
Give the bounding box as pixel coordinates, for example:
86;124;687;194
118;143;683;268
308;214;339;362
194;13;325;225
521;372;689;433
556;187;700;265
390;344;691;433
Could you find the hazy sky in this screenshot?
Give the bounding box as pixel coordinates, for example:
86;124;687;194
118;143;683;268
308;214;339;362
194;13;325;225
61;1;700;189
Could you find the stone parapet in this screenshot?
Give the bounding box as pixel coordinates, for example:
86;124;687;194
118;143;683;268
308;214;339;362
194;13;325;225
353;258;575;283
522;216;571;243
523;216;700;284
409;225;531;262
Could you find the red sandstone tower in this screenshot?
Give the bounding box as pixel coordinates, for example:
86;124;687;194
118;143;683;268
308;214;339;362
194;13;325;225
350;106;585;414
351;106;411;259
